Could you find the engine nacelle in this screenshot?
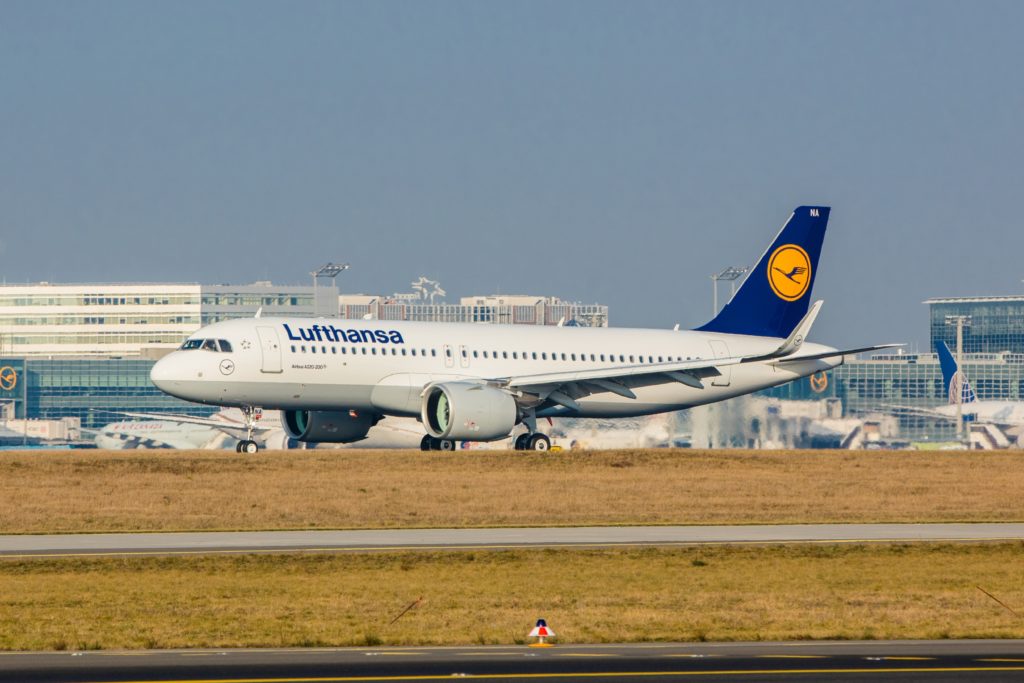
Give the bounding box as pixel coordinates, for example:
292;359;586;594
421;382;517;442
282;410;379;443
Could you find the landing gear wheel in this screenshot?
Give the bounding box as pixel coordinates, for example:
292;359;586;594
514;433;530;451
438;439;457;452
420;435;433;452
527;434;551;451
237;439;259;454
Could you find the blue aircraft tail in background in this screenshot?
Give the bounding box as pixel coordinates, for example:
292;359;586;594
936;341;977;405
697;206;829;338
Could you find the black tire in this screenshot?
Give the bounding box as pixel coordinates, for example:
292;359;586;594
242;440;259;454
514;433;530;451
438;439;456;451
235;441;244;453
420;435;433;452
528;433;551;451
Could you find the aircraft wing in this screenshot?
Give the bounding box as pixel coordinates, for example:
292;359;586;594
503;356;743;390
493;342;903;412
770;344;904;364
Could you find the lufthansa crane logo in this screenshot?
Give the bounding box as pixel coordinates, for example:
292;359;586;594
0;366;17;391
219;359;235;376
767;244;812;302
810;371;828;393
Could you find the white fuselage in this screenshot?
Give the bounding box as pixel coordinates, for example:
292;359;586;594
151;317;841;423
934;401;1024;427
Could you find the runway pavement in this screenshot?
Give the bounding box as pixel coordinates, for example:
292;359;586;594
2;523;1023;558
2;641;1024;682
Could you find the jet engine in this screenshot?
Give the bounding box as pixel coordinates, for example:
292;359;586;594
421;382;517;442
282;410;379;443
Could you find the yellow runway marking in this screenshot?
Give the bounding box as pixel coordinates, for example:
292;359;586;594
84;665;1024;683
978;658;1024;662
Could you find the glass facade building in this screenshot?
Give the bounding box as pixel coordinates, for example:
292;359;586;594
760;351;1024;440
927;296;1024;354
0;357;213;430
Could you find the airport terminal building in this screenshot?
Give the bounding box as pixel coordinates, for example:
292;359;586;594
764;295;1024;441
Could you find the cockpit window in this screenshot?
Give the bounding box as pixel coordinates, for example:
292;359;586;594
181;338;234;352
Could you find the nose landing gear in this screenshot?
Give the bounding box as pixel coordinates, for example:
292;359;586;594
235;406;261;454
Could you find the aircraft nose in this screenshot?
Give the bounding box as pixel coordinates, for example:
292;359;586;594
150;354;174;391
150;352;196;398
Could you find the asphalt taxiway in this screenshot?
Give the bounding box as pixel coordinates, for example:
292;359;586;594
2;641;1024;682
1;523;1023;558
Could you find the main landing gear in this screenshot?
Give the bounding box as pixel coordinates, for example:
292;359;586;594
514;433;551;451
420;435;457;451
512;408;551;451
235;406;261;453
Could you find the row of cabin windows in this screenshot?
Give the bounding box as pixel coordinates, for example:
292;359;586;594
291;345;437;357
289;344;697;363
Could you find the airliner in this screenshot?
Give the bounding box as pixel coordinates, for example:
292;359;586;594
95;409;426;451
925;341;1024;427
151;206;896;452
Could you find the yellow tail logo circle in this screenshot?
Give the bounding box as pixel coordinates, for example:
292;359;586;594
767;244;811;302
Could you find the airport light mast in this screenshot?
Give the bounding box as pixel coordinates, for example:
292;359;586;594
945;314;972;444
311;263;350;317
710;267;749;315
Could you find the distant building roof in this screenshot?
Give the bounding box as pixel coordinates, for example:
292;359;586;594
923;296;1024;304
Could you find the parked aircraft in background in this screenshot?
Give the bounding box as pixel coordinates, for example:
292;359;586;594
151;205;897;452
929;341;1024;427
95;409;423;450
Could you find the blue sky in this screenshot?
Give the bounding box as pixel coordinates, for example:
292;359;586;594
2;1;1022;349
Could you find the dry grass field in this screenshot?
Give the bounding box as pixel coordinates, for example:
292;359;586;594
1;543;1022;650
1;449;1023;533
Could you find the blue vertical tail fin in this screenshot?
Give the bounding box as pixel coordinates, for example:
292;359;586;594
697;206;829;338
936;341;976;405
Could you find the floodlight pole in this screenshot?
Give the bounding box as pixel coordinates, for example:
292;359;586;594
311;263;350;317
945;315;972;444
710;267;749;316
